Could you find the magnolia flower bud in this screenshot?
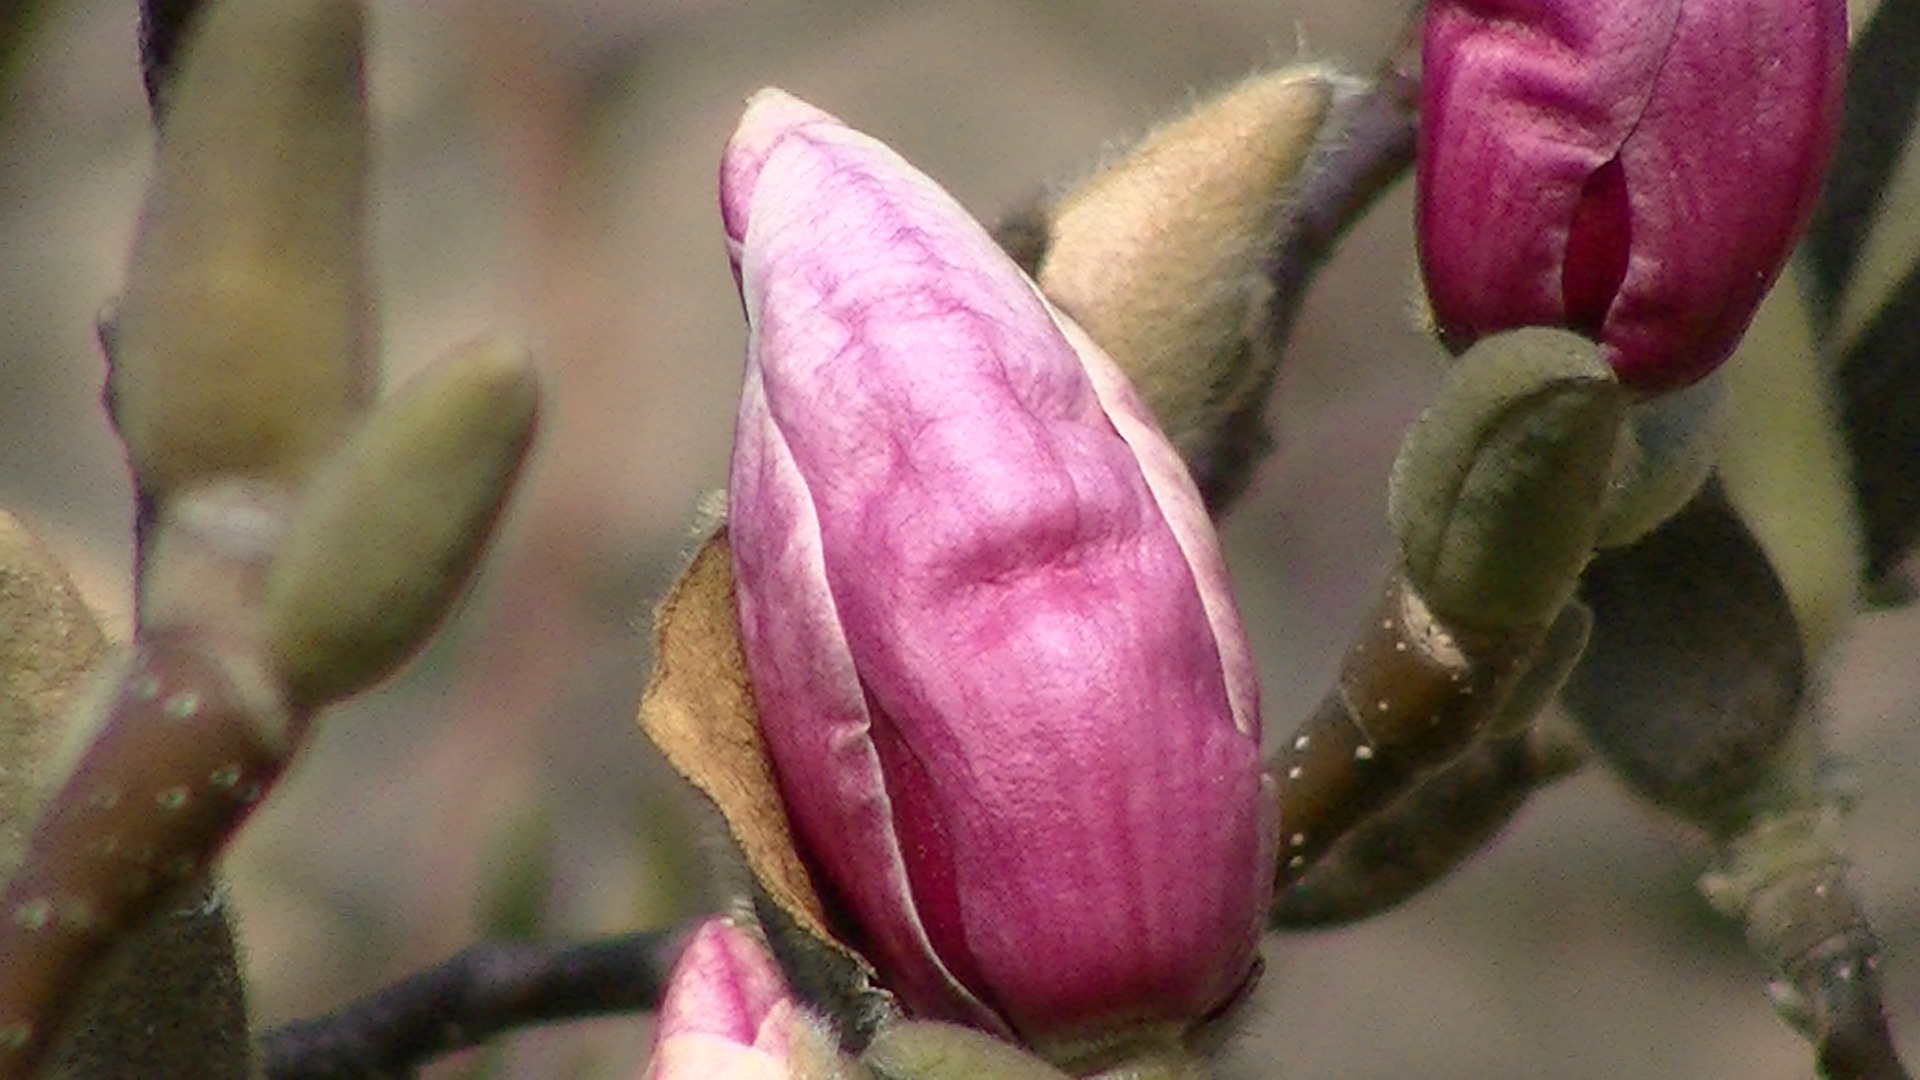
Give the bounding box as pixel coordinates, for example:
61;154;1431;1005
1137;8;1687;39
721;89;1273;1061
1417;0;1845;394
644;920;801;1080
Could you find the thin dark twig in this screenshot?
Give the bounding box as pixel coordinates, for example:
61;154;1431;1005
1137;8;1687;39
139;0;207;116
259;929;686;1080
1258;3;1422;354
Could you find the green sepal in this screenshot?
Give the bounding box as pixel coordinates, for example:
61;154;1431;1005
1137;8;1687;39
1389;328;1624;628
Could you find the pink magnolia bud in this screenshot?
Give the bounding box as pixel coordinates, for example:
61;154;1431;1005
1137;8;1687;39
1417;0;1845;394
644;920;796;1080
720;89;1274;1058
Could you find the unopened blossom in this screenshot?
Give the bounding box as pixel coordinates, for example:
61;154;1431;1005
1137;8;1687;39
720;88;1274;1061
643;920;797;1080
1417;0;1845;394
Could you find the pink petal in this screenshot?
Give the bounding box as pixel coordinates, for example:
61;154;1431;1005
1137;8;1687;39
724;89;1270;1045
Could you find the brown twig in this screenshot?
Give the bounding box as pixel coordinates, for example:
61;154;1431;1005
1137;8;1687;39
259;929;686;1080
1256;2;1422;355
0;631;292;1078
1700;773;1913;1080
1272;717;1584;928
1267;570;1542;894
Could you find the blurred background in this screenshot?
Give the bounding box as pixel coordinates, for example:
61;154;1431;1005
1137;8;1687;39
3;2;1919;1077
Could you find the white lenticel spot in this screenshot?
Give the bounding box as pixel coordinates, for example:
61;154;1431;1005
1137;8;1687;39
163;691;201;720
11;899;51;931
1354;745;1375;761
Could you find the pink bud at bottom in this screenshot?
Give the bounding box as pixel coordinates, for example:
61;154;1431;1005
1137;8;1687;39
643;919;798;1080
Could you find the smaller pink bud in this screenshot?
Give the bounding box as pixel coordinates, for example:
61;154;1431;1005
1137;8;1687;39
1417;0;1845;394
643;920;797;1080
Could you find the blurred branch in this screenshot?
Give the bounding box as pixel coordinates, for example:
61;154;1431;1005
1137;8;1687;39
260;929;684;1080
0;0;53;101
1804;0;1920;333
1699;735;1913;1080
1834;262;1920;582
1563;482;1911;1079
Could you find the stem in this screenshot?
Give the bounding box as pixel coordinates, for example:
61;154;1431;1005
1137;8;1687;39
1255;1;1422;355
260;930;685;1080
1268;570;1543;895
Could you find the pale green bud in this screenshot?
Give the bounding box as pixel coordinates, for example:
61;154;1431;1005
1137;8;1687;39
110;0;371;506
1388;328;1624;628
261;339;538;709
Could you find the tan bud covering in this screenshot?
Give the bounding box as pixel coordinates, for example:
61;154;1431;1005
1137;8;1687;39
1039;68;1338;485
0;514;109;875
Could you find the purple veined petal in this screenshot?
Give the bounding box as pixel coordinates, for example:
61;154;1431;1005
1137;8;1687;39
1051;311;1259;740
1418;0;1681;355
730;359;1009;1035
1596;0;1844;390
1418;0;1844;393
724;88;1271;1048
719;90;840;282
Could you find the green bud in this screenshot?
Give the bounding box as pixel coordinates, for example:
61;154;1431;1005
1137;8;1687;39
1388;328;1624;628
863;1022;1076;1080
1595;374;1727;549
110;0;371;506
261;339;538;709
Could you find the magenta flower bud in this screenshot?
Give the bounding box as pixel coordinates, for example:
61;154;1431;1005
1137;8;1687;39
1417;0;1845;394
720;89;1275;1058
643;920;796;1080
